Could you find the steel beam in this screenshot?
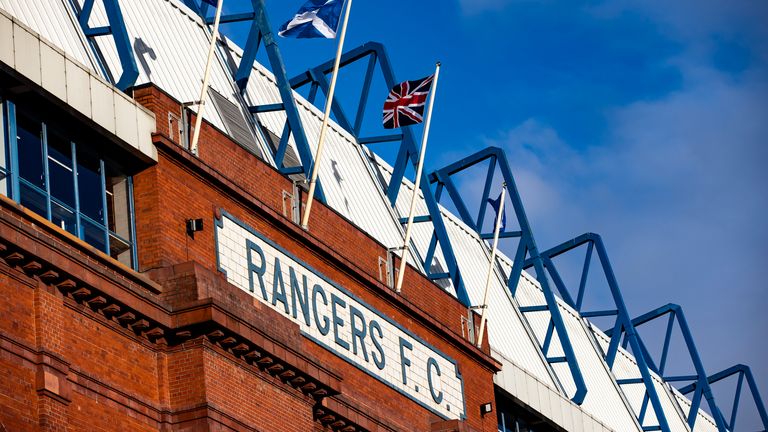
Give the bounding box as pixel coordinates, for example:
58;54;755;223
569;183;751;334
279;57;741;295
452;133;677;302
626;304;728;431
679;364;768;431
188;0;324;199
289;42;470;306
430;146;588;405
76;0;139;91
532;233;674;431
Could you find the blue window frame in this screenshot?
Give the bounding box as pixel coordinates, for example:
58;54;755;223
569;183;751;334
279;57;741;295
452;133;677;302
1;99;138;269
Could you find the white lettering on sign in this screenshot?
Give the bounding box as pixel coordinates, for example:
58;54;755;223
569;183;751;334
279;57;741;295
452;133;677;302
215;212;466;419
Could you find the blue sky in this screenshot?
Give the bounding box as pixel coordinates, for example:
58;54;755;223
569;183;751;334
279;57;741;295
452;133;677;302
222;0;768;426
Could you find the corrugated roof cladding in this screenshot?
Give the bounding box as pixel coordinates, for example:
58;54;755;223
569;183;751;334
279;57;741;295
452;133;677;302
231;50;410;251
78;0;267;155
82;0;409;250
0;0;95;68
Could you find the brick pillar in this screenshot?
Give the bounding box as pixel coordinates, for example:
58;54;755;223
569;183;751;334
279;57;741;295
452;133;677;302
33;284;71;431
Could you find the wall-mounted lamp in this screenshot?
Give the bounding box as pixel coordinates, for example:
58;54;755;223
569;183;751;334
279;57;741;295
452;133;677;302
480;402;493;416
186;218;204;238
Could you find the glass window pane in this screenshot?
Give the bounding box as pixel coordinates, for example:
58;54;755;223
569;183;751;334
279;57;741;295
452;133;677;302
82;218;106;253
0;101;8;196
106;170;131;239
48;134;75;207
51;200;77;236
77;152;104;223
19;181;47;218
16;113;45;189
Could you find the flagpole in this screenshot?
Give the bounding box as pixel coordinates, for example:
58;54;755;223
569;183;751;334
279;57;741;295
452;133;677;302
476;183;507;348
190;0;224;156
394;61;441;294
300;0;353;229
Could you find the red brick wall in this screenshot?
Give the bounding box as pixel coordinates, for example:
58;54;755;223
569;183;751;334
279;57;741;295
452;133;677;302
129;87;499;431
0;84;499;432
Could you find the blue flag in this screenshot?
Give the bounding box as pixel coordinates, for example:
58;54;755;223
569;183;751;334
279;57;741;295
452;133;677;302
487;192;506;232
200;0;219;6
279;0;344;39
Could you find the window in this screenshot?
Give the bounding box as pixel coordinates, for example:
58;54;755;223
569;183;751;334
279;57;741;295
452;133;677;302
0;102;7;195
495;387;558;432
1;100;137;269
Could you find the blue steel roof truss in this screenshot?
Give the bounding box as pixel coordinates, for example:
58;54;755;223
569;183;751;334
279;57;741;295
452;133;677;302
72;0;139;91
431;144;768;429
289;42;470;306
185;0;324;201
679;364;768;431
531;233;673;431
605;304;730;431
429;146;588;405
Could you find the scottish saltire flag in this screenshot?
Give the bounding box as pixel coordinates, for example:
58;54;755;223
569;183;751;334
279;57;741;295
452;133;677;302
200;0;219;6
279;0;344;39
382;75;434;129
487;192;507;231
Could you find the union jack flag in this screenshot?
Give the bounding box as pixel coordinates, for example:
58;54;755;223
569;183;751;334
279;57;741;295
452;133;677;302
382;75;434;129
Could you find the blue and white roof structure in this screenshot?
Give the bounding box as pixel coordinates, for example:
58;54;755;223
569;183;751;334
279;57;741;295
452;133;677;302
1;0;762;431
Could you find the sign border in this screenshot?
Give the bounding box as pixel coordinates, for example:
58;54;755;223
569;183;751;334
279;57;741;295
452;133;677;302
214;210;467;420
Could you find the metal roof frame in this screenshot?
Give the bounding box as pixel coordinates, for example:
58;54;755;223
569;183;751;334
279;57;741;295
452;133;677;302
185;0;324;199
428;146;588;405
607;304;728;431
679;364;768;431
72;0;139;91
290;42;469;306
530;233;673;431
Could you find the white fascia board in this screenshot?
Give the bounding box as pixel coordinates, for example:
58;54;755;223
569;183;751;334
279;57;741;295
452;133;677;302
0;9;157;163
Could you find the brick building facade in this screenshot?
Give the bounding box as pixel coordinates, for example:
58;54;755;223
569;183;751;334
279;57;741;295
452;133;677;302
0;83;502;431
3;1;757;431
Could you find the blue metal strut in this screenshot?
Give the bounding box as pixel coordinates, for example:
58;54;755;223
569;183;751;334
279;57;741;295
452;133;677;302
530;233;671;431
608;304;728;431
185;0;324;200
290;42;470;306
429;146;587;405
679;364;768;431
75;0;139;91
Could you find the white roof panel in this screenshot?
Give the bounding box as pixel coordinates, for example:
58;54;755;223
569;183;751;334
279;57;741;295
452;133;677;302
442;210;557;385
81;0;251;137
247;79;408;249
0;0;95;68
